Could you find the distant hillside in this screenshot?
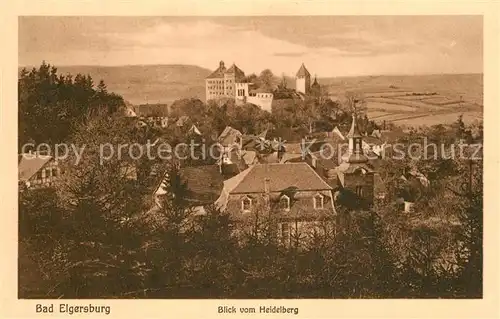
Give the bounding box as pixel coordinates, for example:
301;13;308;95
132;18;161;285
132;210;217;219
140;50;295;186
19;64;212;106
18;64;482;113
320;73;483;106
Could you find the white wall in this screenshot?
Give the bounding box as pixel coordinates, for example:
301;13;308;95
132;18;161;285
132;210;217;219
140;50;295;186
247;95;273;112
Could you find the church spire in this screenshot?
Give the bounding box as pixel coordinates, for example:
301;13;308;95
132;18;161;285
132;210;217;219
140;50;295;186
347;113;362;139
343;114;368;163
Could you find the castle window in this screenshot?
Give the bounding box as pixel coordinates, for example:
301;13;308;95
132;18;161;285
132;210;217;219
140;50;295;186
241;196;252;212
279;195;290;211
313;194;324;209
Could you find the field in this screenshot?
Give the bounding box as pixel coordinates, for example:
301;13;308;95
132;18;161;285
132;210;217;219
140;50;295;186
322;73;483;127
19;65;483;128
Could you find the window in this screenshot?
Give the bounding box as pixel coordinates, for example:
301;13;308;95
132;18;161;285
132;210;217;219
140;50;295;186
280;223;290;244
354;137;362;152
241;197;252;212
36;170;43;180
52;168;58;177
279;195;290;211
356;186;364;197
313;194;324;209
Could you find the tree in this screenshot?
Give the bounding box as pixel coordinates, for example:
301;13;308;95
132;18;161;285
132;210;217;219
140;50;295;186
342;91;367;116
18;188;66;298
186;205;239;297
97;79;107;94
258;69;275;91
243;73;258;85
47;116;151;298
18;62;125;146
448;159;483;297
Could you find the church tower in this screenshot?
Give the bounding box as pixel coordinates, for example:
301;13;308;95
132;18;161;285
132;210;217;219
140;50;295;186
311;75;321;97
295;63;311;95
336;114;375;208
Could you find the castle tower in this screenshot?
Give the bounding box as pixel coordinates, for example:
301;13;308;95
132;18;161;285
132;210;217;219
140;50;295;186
311;75;321;97
295;63;311;95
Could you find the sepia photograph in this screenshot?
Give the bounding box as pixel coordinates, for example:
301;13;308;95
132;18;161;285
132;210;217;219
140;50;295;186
16;14;485;303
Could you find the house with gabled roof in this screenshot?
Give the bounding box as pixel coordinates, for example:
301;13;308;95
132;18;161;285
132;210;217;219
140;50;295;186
218;126;243;148
152;164;225;211
215;162;336;244
18;153;60;190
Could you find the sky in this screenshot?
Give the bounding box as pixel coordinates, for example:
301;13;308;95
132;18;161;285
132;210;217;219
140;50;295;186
18;16;483;77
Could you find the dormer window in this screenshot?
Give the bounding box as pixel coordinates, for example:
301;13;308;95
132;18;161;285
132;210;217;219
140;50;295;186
279;195;290;211
241;196;252;212
313;194;324;209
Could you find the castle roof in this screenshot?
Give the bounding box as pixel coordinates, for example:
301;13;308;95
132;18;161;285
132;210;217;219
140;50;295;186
206;61;227;79
225;63;245;79
296;63;311;77
206;61;247;80
311;76;320;88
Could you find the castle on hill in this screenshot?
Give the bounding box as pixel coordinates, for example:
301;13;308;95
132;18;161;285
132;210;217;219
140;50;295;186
205;61;321;111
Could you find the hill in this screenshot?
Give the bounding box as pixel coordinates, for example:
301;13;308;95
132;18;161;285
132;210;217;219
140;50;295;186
17;64;483;126
321;73;483;106
321;73;483;127
19;64;212;106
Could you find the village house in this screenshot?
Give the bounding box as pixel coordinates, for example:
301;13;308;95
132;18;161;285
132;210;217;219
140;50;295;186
396;166;431;213
18;152;60;190
215;162;336;245
151;164;225;218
